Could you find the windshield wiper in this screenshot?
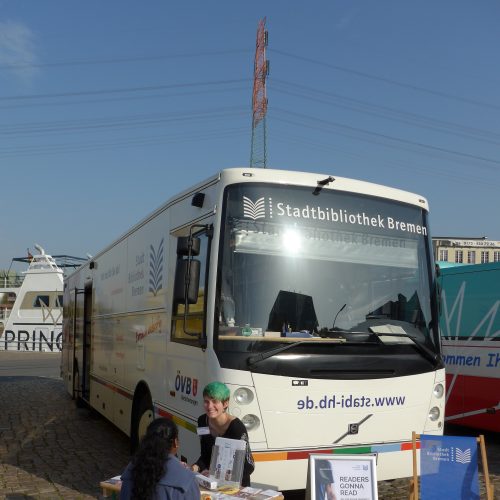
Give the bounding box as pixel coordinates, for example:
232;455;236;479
246;329;440;368
247;339;342;367
370;330;440;367
329;323;441;367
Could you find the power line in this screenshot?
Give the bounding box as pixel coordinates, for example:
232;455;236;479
0;78;250;102
272;113;499;172
270;49;500;111
0;85;249;111
270;79;500;145
271;108;500;169
0;126;248;159
269;131;499;190
1;107;247;136
0;49;251;70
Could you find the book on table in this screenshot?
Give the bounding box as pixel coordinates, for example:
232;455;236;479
210;436;247;486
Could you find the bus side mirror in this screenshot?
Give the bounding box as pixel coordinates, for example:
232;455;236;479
434;264;442;317
174;259;201;305
177;236;200;257
437;281;442;317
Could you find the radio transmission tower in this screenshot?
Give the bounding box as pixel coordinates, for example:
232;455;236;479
250;18;269;168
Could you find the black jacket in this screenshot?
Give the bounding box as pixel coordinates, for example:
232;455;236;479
195;414;255;486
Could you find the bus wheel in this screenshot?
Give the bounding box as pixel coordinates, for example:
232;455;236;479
131;391;153;453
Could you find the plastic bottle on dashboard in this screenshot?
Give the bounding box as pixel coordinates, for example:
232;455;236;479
242;324;252;336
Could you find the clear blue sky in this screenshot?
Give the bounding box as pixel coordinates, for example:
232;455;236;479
1;0;499;266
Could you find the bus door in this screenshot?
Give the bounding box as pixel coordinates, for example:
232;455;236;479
81;281;93;402
72;282;92;403
62;287;76;395
72;287;84;400
167;223;213;428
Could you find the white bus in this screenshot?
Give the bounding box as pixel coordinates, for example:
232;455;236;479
61;168;445;490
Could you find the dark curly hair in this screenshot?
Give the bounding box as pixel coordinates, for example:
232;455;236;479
130;418;179;500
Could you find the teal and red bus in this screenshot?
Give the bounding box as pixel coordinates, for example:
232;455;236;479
439;261;500;432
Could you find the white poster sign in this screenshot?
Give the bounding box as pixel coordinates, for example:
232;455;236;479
308;454;378;500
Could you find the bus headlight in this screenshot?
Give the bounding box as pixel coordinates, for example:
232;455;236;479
428;406;440;421
234;387;254;405
242;414;260;431
433;383;444;398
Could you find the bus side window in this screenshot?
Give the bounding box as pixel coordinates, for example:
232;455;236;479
171;230;209;345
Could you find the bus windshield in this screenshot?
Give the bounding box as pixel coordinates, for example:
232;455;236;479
214;183;440;378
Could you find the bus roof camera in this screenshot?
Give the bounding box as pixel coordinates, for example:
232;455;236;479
312;176;335;195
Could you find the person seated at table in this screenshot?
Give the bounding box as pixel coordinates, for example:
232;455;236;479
120;418;199;500
191;381;254;486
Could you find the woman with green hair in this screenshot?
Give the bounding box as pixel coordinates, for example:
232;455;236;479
191;381;254;486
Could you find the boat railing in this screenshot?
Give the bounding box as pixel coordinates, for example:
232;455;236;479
0;308;12;320
0;275;24;288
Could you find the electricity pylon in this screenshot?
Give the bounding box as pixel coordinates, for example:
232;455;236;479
250;18;269;168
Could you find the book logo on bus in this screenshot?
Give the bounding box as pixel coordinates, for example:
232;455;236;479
149;238;164;296
242;196;266;220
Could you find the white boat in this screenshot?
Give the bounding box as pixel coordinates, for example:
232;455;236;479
0;245;85;352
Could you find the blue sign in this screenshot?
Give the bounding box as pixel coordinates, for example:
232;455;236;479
420;434;479;500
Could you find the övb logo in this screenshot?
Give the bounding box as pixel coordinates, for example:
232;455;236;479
175;372;198;397
243;196;266;220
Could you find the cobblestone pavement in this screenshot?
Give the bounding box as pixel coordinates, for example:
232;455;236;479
0;374;499;499
0;376;130;499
